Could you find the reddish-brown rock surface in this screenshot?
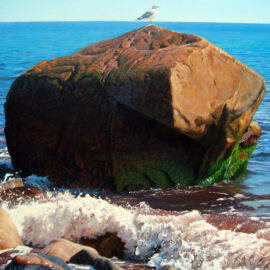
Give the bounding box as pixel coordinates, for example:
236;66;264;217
5;26;265;191
0;186;45;207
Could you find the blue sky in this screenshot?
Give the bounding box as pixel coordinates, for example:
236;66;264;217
1;0;270;23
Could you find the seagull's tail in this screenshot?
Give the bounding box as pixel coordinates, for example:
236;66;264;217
136;16;144;20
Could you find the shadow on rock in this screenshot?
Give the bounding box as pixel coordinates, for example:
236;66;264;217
80;232;125;259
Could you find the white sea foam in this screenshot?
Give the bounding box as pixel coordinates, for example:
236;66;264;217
216;198;226;201
2;173;15;183
234;194;246;199
0;246;32;257
0;147;10;160
4;191;270;269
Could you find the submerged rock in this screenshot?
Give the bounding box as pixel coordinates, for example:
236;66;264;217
5;26;265;191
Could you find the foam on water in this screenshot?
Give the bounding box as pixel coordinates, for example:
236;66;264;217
4;192;270;269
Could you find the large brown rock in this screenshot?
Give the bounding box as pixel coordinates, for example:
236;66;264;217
5;26;265;191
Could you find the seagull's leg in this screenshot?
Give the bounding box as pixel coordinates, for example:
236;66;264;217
150;18;152;25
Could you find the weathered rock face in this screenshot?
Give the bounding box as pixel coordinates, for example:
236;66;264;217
5;26;265;191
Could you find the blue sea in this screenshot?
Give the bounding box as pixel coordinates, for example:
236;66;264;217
1;22;270;269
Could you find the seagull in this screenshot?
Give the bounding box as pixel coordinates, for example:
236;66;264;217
137;6;159;25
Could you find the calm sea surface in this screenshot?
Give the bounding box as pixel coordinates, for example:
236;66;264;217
0;22;270;269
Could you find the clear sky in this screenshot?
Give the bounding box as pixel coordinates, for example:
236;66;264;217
1;0;270;23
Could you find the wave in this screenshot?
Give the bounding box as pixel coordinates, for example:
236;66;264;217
251;152;270;159
18;61;31;65
0;76;17;81
4;191;270;269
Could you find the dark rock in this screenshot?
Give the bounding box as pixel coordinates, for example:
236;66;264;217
5;253;69;270
5;26;265;191
69;249;96;265
80;232;125;259
94;257;124;270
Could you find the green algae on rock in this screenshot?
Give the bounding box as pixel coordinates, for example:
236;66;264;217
5;26;265;191
198;144;257;186
198;120;262;185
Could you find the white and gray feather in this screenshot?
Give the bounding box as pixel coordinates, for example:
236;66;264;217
137;6;159;22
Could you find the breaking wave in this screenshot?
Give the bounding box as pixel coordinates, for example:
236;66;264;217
3;191;270;269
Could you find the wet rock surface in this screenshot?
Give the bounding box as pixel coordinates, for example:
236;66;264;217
0;178;24;191
0;238;153;270
5;26;265;191
240;120;262;148
0;185;45;207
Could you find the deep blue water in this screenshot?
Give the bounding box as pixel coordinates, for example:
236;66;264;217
0;21;269;195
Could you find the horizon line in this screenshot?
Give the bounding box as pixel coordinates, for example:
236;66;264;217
0;20;270;25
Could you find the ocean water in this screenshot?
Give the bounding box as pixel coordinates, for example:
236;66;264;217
0;21;270;269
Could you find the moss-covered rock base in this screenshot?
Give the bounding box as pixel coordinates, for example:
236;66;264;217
197;144;257;186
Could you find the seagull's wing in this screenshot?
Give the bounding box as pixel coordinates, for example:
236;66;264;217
137;10;154;20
